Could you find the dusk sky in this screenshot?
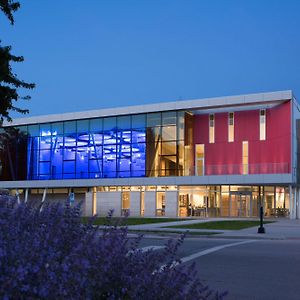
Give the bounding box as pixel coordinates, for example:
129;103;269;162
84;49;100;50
1;0;300;118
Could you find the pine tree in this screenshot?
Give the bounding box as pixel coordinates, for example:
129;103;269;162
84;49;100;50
0;0;35;124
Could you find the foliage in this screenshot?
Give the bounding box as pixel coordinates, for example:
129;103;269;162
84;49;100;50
0;200;226;299
0;0;20;25
0;0;35;124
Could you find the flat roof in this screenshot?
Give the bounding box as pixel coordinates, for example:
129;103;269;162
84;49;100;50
3;90;293;126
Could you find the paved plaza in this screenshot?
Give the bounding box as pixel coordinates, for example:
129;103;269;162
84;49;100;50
129;219;300;299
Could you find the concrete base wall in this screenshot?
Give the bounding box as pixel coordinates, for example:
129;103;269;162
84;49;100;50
165;191;178;217
144;191;156;217
130;192;141;216
97;192;121;217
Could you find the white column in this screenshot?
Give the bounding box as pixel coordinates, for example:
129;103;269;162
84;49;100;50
297;188;300;219
84;192;93;217
129;191;141;217
165;191;178;217
97;192;122;217
92;187;97;216
24;188;29;203
289;185;296;219
39;188;47;212
144;191;156;217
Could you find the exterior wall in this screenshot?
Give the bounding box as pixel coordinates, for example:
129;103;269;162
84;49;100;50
194;101;291;175
129;191;141;216
165;191;178;217
96;192;121;217
144;191;156;217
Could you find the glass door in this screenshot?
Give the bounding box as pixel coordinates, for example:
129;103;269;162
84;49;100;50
230;192;252;217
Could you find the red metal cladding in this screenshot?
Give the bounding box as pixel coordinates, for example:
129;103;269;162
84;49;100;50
193;101;291;175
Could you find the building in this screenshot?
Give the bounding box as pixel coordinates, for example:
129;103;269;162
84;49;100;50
0;90;299;219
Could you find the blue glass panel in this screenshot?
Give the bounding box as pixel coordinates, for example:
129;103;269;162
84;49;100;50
103;131;117;145
89;159;102;177
64;121;76;134
39;162;50;174
89;133;103;147
63;161;75;176
28;125;39;137
132;114;146;129
90;118;103;132
131;142;146;177
117;116;131;129
27;123;147;180
103;143;116;177
132;129;145;143
118;158;131;177
103;117;116;131
39;150;51;162
77;120;89;133
52;122;64;135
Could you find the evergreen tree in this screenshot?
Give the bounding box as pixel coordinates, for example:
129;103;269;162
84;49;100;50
0;0;35;124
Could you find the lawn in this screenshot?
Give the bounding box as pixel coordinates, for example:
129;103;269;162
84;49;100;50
128;230;220;236
81;217;193;226
164;220;274;230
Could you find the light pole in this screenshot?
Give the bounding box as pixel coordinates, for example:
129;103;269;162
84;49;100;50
258;186;265;234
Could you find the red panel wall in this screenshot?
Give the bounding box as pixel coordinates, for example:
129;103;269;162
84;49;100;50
193;101;291;175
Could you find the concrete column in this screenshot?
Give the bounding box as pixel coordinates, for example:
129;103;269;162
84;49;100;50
165;191;178;217
24;188;29;203
92;187;97;215
297;188;300;219
84;192;93;217
129;191;141;217
144;191;156;217
289;185;296;219
39;188;47;212
97;192;121;217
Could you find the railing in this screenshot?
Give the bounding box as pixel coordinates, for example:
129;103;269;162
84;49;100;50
187;163;290;176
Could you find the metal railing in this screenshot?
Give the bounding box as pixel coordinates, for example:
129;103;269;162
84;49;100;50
187;163;290;176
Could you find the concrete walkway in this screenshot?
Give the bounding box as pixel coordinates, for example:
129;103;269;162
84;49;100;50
126;218;300;240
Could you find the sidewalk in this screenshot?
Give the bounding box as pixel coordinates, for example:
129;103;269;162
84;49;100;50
126;218;300;240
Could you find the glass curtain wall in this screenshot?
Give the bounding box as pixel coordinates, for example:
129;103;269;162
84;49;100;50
0;111;187;180
25;115;146;179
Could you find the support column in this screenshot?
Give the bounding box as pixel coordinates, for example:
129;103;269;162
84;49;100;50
297;188;300;219
96;192;121;217
40;188;47;212
144;191;156;217
129;191;141;217
289;185;296;219
165;191;178;217
24;188;29;203
92;187;97;216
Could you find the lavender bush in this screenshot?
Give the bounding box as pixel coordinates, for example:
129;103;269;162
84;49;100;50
0;199;226;299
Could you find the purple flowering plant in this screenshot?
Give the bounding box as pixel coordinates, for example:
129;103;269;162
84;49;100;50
0;199;226;299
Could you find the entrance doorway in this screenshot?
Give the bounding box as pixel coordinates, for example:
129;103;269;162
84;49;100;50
230;192;253;217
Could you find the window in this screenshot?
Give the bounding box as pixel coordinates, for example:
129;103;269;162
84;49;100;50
228;112;234;142
195;144;205;176
242;141;248;175
209;114;215;143
260;109;266;140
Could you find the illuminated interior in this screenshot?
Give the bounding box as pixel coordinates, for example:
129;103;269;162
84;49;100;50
28;129;146;179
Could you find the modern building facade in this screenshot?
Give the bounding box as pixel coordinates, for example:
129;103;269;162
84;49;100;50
1;90;300;219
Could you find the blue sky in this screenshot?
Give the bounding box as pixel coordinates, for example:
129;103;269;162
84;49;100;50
1;0;300;117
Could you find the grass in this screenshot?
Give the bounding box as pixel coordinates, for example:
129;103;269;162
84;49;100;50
128;230;220;236
164;220;274;230
81;217;194;226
